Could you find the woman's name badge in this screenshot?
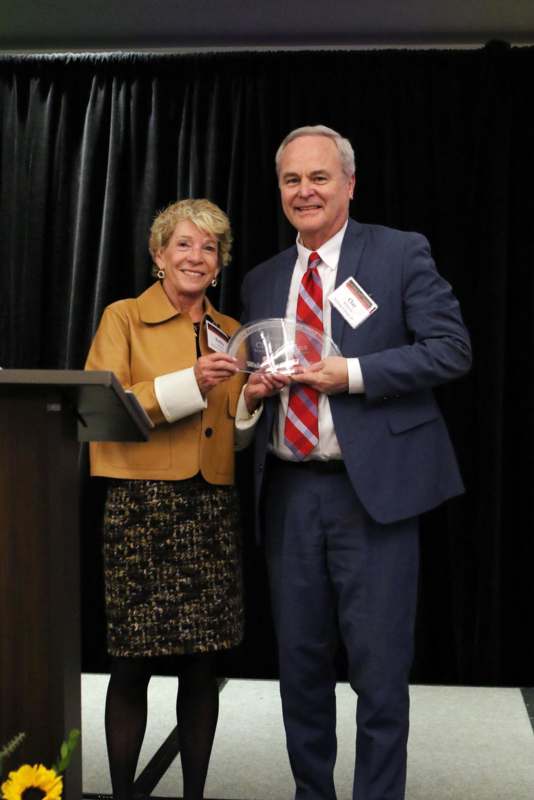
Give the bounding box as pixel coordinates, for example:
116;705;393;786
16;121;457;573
328;277;378;329
206;319;230;353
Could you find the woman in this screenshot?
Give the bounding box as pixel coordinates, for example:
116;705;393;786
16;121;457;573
86;199;245;800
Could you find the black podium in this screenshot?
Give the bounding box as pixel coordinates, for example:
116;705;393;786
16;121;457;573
0;370;151;798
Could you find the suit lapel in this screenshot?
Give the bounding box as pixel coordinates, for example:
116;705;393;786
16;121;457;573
331;219;367;346
260;225;368;348
270;246;297;318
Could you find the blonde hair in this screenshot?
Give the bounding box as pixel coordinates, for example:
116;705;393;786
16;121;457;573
149;198;232;275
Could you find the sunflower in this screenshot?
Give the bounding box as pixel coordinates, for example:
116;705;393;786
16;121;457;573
1;764;62;800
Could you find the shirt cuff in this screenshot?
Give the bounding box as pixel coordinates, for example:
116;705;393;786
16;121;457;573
235;386;263;450
236;387;263;427
154;367;207;423
347;358;365;394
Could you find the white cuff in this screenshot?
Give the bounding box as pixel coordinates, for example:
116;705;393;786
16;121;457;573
154;367;207;423
236;387;263;427
347;358;365;394
234;386;262;450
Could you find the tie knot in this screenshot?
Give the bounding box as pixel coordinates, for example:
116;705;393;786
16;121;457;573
308;251;321;270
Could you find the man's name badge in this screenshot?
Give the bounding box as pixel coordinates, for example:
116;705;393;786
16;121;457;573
328;277;378;329
206;319;230;353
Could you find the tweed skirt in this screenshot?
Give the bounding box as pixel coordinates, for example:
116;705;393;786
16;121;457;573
102;477;244;658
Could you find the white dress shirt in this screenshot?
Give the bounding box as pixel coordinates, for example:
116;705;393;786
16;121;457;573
236;220;365;460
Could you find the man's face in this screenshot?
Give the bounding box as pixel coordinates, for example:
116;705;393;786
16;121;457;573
278;135;355;250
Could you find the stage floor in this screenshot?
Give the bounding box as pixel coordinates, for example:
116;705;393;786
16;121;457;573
82;676;534;799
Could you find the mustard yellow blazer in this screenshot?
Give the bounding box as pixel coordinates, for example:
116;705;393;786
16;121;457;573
85;281;245;484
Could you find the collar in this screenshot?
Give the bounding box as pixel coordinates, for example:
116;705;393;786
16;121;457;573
137;281;220;325
296;219;349;272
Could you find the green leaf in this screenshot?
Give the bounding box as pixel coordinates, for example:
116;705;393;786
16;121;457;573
53;728;81;774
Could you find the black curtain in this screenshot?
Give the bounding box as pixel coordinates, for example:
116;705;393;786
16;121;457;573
1;42;533;686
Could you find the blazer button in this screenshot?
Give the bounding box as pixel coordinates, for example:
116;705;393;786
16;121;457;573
205;427;213;437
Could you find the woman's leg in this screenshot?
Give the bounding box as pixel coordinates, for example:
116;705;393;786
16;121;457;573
105;657;152;800
176;652;219;800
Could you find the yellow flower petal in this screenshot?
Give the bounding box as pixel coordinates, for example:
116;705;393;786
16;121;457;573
1;764;63;800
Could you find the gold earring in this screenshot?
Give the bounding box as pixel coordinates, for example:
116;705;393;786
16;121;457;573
211;277;218;287
157;268;165;280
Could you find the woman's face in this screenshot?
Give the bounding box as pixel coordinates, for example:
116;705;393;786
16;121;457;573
155;219;220;302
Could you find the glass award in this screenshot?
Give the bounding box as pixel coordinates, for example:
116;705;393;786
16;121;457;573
226;318;341;374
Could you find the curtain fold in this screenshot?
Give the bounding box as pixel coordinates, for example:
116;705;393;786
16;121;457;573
1;44;532;684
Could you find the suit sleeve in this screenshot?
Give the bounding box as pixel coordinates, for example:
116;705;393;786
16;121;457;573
359;233;472;400
240;272;252;324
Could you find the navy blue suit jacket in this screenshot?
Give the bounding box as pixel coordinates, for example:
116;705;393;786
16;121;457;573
241;218;472;528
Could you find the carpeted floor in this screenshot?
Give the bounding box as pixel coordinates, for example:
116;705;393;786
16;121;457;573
82;676;534;799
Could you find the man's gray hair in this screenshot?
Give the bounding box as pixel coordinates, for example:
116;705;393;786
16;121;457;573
275;125;356;178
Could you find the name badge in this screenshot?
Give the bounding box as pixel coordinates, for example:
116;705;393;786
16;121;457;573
328;277;378;329
205;319;230;353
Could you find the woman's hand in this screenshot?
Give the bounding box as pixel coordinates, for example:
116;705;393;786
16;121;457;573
194;353;239;396
244;371;291;414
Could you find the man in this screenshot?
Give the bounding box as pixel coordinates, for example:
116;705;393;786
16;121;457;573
237;125;471;800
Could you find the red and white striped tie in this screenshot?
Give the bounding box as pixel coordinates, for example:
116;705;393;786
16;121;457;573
284;251;323;459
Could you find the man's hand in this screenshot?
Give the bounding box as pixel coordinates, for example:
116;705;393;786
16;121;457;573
194;353;239;396
294;356;349;395
244;371;291;413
